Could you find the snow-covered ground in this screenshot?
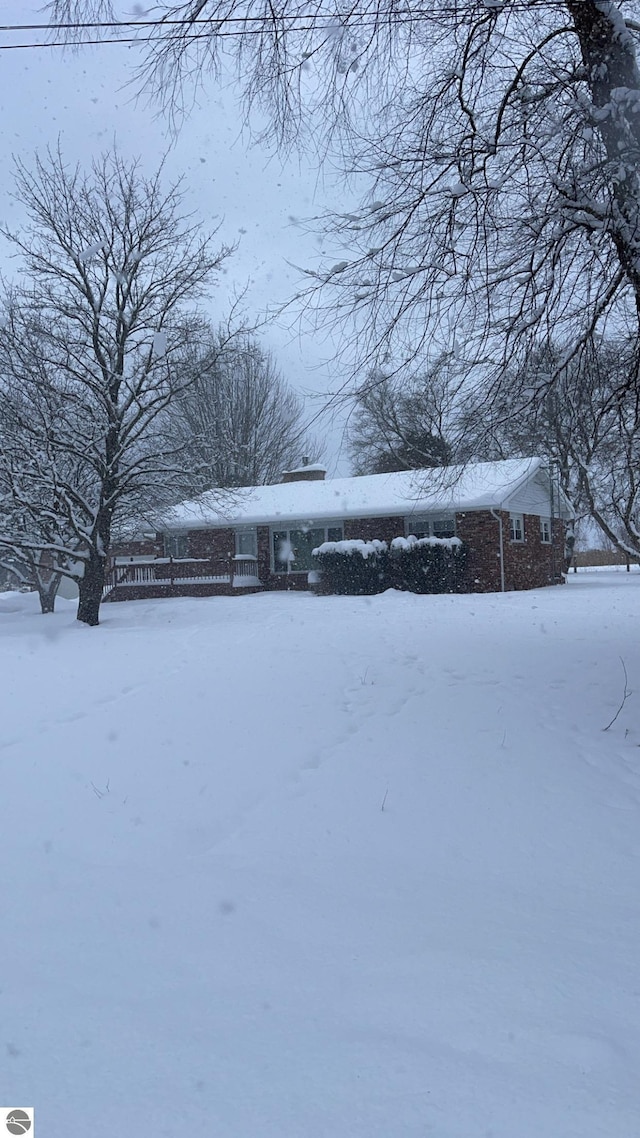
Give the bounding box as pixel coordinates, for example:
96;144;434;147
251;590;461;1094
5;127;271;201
1;574;639;1137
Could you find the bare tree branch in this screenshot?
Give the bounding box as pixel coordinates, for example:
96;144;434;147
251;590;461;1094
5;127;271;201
43;0;640;402
161;325;322;494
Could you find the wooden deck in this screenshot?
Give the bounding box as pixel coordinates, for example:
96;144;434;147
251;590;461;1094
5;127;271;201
103;556;263;601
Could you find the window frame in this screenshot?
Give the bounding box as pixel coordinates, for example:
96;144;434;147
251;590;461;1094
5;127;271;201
164;532;189;559
540;517;552;544
271;521;344;573
234;527;258;559
509;513;525;543
405;514;457;540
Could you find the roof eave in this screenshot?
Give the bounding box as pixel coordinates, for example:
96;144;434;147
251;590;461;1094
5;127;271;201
161;500;519;531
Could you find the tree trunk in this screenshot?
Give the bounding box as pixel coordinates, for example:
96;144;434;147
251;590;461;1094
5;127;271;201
567;0;640;312
77;552;105;626
37;575;61;614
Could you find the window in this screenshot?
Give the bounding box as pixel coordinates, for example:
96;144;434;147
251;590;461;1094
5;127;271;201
235;528;257;558
431;516;456;539
406;515;456;539
540;517;552;544
164;533;189;558
272;523;343;572
509;514;525;543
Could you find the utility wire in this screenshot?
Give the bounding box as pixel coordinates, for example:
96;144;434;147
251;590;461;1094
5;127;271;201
0;9;608;51
0;5;594;33
0;1;613;50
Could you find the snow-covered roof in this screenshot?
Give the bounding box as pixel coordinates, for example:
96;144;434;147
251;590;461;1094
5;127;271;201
160;458;573;530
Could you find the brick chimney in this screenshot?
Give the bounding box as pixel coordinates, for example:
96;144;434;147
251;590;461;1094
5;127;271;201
281;456;327;483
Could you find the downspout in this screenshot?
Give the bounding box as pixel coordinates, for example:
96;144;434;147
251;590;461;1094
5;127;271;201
549;461;557;584
490;509;506;592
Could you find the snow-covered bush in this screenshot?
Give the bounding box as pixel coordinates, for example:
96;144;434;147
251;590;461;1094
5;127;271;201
312;535;469;595
389;535;468;594
312;539;389;595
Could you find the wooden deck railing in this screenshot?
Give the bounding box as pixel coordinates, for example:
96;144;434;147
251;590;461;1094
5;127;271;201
103;556;260;595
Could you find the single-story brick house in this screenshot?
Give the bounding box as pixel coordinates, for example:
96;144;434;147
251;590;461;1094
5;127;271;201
105;457;574;600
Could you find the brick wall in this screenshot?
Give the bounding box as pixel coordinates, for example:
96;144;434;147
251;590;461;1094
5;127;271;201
341;512;566;593
343;516;405;543
187;527;234;560
189;524;272;582
257;525;272;583
456;511;566;592
265;572;312;592
502;512;565;590
456;511;503;592
110;537;163;559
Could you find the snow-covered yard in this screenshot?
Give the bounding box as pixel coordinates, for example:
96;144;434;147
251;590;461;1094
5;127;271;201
1;574;639;1137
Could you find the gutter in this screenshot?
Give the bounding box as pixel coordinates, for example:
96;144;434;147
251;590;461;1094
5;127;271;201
490;508;506;592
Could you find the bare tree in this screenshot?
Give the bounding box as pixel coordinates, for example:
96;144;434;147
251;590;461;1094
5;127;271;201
348;362;453;475
163;326;321;494
0;477;65;612
47;1;640;396
460;338;640;561
0;546;63;614
0;319;97;613
0;148;233;625
559;345;640;561
0;488;65;615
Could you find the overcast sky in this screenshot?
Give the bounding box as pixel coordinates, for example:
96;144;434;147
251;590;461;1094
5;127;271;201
0;3;354;471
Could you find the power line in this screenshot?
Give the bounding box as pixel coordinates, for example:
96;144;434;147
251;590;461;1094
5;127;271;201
7;15;450;32
0;2;607;44
0;4;600;52
0;6;583;34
